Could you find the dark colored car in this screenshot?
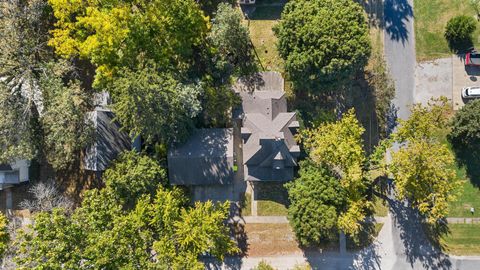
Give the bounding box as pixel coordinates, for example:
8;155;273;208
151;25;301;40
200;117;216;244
466;50;480;66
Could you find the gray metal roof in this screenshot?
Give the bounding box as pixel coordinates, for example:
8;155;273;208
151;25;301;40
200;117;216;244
237;72;299;182
84;109;133;172
168;129;234;186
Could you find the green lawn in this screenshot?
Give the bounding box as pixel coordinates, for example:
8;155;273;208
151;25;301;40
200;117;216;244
432;128;480;218
448;170;480;217
246;6;284;72
257;200;288;216
256;182;289;216
443;224;480;255
415;0;480;60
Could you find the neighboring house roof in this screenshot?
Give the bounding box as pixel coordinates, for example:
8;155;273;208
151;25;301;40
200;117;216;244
168;128;234;186
236;72;300;182
0;164;12;171
84;108;133;172
0;160;30;189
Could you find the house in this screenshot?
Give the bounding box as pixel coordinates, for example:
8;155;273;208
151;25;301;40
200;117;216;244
84;92;140;175
168;72;299;203
0;160;30;190
234;72;299;202
236;88;300;182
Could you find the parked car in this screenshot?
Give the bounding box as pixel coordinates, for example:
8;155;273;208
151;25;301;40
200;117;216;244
462;86;480;99
466;50;480;66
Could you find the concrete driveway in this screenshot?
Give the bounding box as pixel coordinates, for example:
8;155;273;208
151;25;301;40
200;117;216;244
452;55;480;110
414;57;453;105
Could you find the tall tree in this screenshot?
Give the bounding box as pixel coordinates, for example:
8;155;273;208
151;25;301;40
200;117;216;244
208;3;255;76
40;62;92;170
15;175;238;269
389;99;461;223
0;0;54;163
102;151;167;207
48;0;208;87
274;0;371;91
285;160;347;246
449;99;480;150
109;62;203;143
301;109;371;237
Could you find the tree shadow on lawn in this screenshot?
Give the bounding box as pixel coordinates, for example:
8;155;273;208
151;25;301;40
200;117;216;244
451;145;480;188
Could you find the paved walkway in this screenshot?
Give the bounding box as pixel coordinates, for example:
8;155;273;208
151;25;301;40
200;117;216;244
446;217;480;224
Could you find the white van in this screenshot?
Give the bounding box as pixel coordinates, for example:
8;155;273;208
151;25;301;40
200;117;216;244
462;86;480;99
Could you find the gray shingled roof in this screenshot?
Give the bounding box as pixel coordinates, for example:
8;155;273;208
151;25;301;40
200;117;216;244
237;72;299;182
84;109;133;172
0;164;12;171
168;129;234;186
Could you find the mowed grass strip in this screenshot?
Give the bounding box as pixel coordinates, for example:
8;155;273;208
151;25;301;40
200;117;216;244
257;200;288;216
448;173;480;217
414;0;480;60
443;223;480;255
246;6;284;72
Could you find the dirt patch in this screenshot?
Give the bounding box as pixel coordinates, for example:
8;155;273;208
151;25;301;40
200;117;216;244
244;223;303;256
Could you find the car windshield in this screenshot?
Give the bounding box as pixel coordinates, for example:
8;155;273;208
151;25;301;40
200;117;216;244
471;53;480;65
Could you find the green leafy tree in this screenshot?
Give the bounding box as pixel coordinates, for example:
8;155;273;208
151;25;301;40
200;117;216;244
0;0;54;163
390;140;459;223
274;0;371;90
209;3;255;75
285;160;347;246
15;180;238;269
0;83;36;163
252;261;276;270
448;99;480;182
40;62;92;170
390;99;461;223
449;99;480;149
301;109;371;237
110;62;203;143
48;0;208;87
103;151;167;207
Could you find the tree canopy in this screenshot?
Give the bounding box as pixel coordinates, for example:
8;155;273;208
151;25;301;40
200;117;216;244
102;151;167;207
299;109;370;237
15;167;238;269
285;160;347;245
48;0;208;87
109;62;203;143
389;99;461;223
274;0;371;90
449;99;480;149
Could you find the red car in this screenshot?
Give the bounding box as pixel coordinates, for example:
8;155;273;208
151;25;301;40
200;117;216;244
466;50;480;66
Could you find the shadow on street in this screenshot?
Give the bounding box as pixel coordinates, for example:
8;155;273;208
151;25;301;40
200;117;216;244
384;0;413;44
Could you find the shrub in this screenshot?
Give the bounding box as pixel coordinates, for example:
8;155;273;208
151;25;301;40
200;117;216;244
252;261;276;270
445;15;477;50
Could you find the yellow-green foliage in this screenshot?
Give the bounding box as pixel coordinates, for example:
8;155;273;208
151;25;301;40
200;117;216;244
0;213;8;257
390;98;461;223
48;0;209;86
301;109;371;236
